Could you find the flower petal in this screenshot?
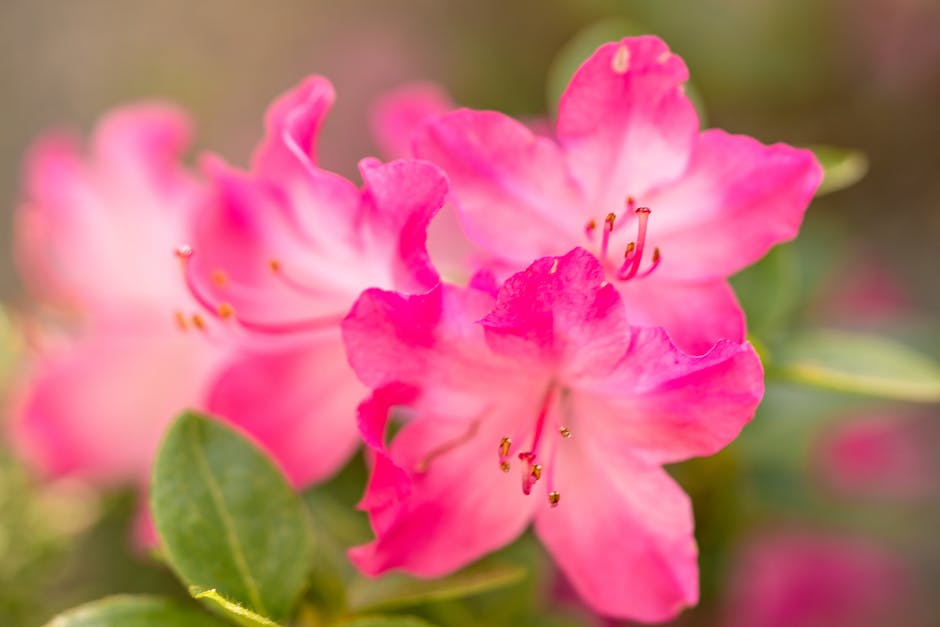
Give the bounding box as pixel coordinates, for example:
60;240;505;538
556;36;699;211
572;328;764;464
371;81;455;160
414;109;585;264
645;129;823;281
536;438;698;622
206;336;364;487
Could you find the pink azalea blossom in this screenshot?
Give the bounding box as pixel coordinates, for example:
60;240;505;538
10;104;225;486
179;75;449;486
413;36;823;354
725;530;926;627
342;248;764;622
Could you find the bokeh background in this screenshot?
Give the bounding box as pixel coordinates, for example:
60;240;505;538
1;1;939;625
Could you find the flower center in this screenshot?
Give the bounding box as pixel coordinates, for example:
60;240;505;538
584;197;661;281
497;384;570;507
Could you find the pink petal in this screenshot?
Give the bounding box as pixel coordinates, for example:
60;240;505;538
10;325;218;485
252;75;335;177
616;277;745;355
645;129;822;281
536;438;698;622
414;109;586;265
571;328;764;464
556;36;699;211
350;413;536;577
481;248;628;373
371;81;455;160
206;336;364;488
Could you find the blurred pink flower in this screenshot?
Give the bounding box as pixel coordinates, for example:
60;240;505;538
180;76;449;486
343;248;764;622
817;414;934;501
414;36;822;354
725;531;925;627
10;104;225;486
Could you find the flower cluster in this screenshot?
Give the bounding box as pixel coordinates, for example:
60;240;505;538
10;36;821;621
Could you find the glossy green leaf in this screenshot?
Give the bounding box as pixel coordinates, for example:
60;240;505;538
151;413;311;623
810;145;869;196
347;561;526;613
774;330;940;401
43;595;224;627
333;617;434;627
546;17;708;124
190;587;280;627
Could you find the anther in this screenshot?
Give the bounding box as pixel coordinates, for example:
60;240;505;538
175;245;193;259
624;242;635;258
191;314;207;332
211;270;228;286
174;311;188;331
499;437;512;458
600;213;616;260
559;426;571;438
605;213;616;230
584;219;597;240
548;491;561;507
217;303;235;320
500;461;511;473
530;464;542;481
268;259;281;273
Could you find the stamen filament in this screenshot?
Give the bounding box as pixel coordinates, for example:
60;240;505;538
600;213;615;261
618;207;651;280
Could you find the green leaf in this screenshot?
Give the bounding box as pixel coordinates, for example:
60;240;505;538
43;595;224;627
190;587;279;627
546;18;708;124
151;413;312;623
773;330;940;401
347;561;526;613
810;145;869;196
333;617;434;627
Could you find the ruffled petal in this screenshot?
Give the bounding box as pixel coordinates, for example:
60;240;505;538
571;327;763;465
206;335;364;487
615;277;745;355
644;129;823;281
536;436;698;622
556;36;699;212
415;109;586;264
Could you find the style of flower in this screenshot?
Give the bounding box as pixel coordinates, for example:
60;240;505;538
177;75;449;486
413;36;823;354
342;248;764;622
10;105;225;492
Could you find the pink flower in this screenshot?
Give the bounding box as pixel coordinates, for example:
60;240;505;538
179;76;449;486
342;248;764;622
10;104;224;486
817;413;934;501
413;36;823;354
725;531;926;627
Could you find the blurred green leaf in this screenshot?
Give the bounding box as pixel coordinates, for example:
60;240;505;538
810;145;869;196
42;595;224;627
347;562;526;613
190;588;279;627
773;330;940;401
333;617;434;627
731;245;801;341
151;413;311;623
546;18;708;124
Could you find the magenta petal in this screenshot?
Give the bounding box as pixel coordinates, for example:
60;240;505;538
573;328;764;464
252;75;335;177
350;414;536;577
414;109;585;264
206;337;364;487
616;277;746;355
536;440;698;622
371;81;455;160
646;129;823;280
556;36;699;210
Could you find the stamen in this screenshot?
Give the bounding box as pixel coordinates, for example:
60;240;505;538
600;213;615;260
191;314;207;332
174;311;188;331
635;247;662;279
626;196;636;213
498;436;513;472
618;207;652;281
548;491;561;507
268;259;328;297
416;420;480;473
175;245;341;336
584;219;596;240
559;426;571;438
211;270;228;286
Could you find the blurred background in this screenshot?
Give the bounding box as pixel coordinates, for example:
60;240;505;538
1;0;939;625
